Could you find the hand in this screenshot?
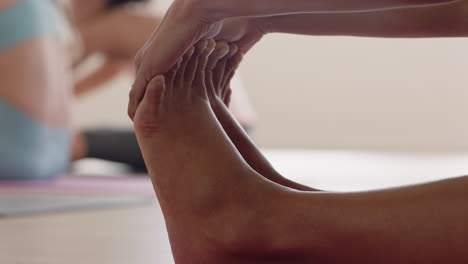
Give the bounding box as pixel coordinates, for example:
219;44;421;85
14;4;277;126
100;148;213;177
214;17;265;56
128;0;221;120
128;0;266;121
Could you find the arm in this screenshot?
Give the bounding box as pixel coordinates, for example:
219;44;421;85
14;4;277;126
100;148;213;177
274;175;468;262
259;0;468;38
207;0;460;20
74;59;130;97
77;8;162;61
129;0;458;119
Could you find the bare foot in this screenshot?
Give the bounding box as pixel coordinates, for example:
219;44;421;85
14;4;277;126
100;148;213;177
133;40;290;263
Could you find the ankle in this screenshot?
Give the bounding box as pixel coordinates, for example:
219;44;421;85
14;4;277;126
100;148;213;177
207;182;292;256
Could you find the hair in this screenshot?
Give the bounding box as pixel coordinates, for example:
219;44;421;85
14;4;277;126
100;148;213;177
106;0;149;9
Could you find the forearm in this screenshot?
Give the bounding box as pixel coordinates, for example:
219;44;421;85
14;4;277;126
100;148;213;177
78;11;162;59
258;1;468;38
212;102;317;191
203;0;458;21
74;59;126;97
280;176;468;262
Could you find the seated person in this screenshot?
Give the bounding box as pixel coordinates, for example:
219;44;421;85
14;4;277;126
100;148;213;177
0;0;255;179
70;0;256;172
0;0;71;180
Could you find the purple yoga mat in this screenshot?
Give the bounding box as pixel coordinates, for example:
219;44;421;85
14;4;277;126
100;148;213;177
0;175;155;195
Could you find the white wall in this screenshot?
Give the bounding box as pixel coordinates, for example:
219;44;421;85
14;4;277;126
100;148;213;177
73;34;468;151
243;35;468;151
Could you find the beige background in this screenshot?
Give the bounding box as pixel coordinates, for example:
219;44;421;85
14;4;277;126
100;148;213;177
73;3;468;151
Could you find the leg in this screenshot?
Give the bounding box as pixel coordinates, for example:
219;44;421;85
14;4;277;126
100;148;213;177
279;176;468;263
79;129;147;172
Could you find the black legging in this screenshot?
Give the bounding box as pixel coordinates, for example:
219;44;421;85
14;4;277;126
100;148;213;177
83;126;253;173
107;0;148;9
83;129;147;172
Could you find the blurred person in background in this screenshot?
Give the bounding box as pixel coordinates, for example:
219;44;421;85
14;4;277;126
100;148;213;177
0;0;72;180
128;1;468;262
71;0;256;172
0;0;257;179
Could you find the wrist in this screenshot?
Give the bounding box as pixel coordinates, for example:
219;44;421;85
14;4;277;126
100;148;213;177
177;0;226;23
249;17;271;36
255;16;275;34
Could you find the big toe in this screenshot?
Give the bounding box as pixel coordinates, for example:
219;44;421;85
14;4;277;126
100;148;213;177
134;75;166;136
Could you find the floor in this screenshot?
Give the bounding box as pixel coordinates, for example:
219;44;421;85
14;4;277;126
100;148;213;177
2;149;468;263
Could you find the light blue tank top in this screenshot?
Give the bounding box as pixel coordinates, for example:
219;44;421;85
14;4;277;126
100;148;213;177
0;0;64;51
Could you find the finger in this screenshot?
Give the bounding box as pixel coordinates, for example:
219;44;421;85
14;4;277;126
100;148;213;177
199;39;216;71
222;51;243;93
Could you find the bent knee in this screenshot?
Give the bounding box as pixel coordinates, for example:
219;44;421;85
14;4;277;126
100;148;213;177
0;138;70;180
0;156;64;181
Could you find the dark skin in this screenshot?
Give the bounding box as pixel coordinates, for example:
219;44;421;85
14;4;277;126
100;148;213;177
133;40;468;263
127;0;468;262
124;0;468;189
128;0;459;120
132;0;468;191
259;0;468;37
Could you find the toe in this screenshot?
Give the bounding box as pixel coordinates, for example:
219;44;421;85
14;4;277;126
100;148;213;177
183;40;208;86
213;55;228;90
134;75;166;137
194;39;216;87
165;58;182;96
221;45;243;91
205;41;229;100
174;47;195;88
128;71;149;121
223;86;232;106
207;41;229;71
199;39;216;70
